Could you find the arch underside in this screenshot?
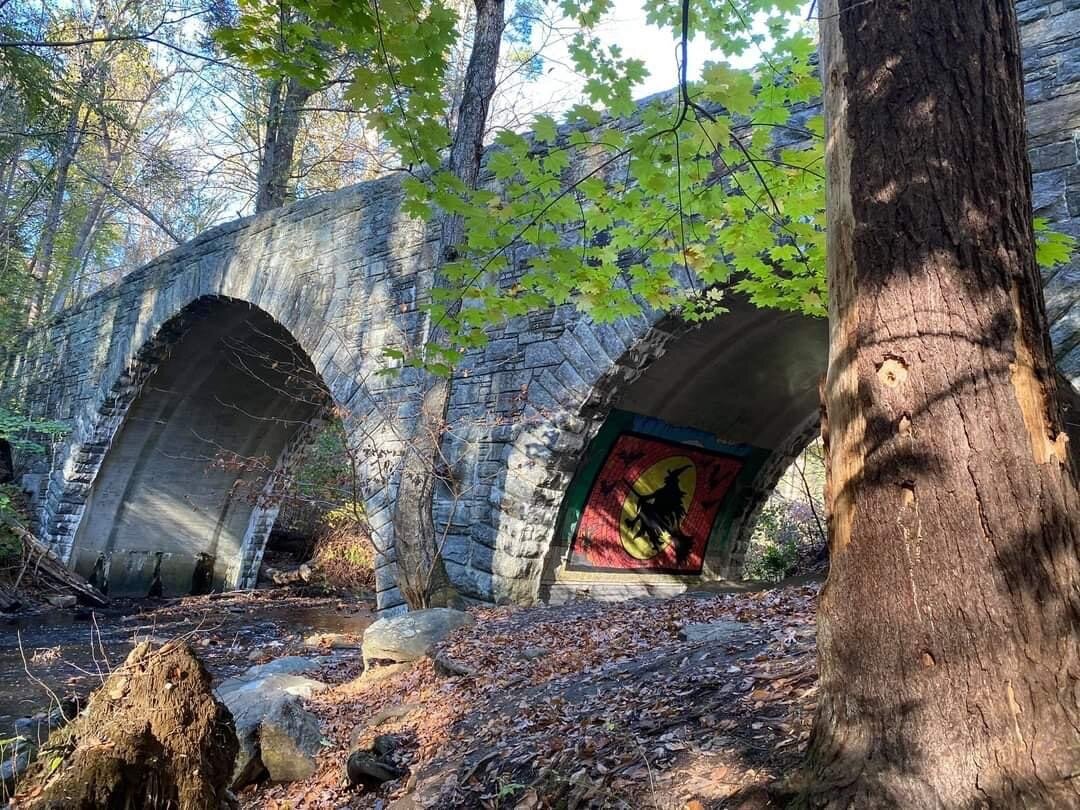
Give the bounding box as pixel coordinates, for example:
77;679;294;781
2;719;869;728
534;297;829;602
67;298;328;597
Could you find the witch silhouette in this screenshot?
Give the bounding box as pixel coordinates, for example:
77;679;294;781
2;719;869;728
624;464;694;564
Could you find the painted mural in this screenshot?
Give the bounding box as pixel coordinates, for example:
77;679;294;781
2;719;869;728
569;433;744;573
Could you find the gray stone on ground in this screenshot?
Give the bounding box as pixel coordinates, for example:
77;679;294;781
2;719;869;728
1;737;34;794
678;620;747;644
362;608;474;667
259;694;322;782
233;655;330;680
217;671;328;704
215;659;328;788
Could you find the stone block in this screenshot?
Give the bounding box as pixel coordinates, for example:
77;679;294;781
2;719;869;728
1030;139;1078;171
374;561;399;593
522;340;564;368
1068;164;1080;215
1060;52;1080;86
1033;168;1067;211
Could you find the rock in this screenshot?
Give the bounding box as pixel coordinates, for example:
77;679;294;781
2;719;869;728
46;594;77;609
217;672;328;704
259;695;322;783
678;620;747;644
522;645;548;660
1;736;35;795
298;563;312;582
216;667;328;789
345;750;405;789
432;650;474;678
362;608;474;667
232;656;329;680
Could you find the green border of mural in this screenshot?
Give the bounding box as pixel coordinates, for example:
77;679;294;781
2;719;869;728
552;409;772;563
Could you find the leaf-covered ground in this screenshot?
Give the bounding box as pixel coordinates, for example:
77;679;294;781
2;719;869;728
245;585;819;809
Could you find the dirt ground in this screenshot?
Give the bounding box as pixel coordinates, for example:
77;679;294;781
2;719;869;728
245;584;820;809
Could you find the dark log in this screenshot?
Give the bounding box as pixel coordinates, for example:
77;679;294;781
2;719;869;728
4;515;107;607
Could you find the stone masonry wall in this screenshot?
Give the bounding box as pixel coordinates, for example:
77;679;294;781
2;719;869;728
3;0;1079;612
1022;0;1080;380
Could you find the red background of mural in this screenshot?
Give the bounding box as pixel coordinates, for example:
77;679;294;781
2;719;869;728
569;434;744;573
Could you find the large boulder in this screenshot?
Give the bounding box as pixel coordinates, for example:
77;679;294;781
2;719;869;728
362;608;474;667
259;695;322;782
215;662;328;788
227;655;330;681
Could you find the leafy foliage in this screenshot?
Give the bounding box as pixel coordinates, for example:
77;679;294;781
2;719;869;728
0;407;67;455
1035;216;1076;269
0;408;66;537
344;0;829;372
217;0;459;168
746;529;798;583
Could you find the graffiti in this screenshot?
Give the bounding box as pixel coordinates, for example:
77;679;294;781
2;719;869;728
569;433;743;573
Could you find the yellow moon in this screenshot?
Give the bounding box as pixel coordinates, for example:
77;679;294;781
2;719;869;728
619;456;696;560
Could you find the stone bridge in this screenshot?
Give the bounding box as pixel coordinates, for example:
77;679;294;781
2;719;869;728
3;0;1079;612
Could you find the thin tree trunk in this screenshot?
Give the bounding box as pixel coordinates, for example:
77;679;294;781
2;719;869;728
391;0;505;609
0;141;20;228
254;76;314;213
27;103;84;324
50;182;107;314
800;1;1080;805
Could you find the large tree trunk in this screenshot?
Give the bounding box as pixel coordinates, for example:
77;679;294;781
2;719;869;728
390;0;505;609
801;1;1080;806
254;76;314;213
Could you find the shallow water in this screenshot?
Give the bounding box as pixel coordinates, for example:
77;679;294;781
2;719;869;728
0;593;373;733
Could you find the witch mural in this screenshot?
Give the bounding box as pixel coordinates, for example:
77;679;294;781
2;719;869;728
569;433;744;574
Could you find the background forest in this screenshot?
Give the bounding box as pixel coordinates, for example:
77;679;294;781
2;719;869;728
0;0;553;344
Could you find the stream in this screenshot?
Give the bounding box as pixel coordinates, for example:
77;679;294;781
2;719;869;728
0;589;374;733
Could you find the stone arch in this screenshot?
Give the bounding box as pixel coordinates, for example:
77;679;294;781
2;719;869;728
45;295;340;596
487;296;827;605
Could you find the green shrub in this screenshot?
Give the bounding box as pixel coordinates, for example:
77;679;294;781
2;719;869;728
747;535;798;582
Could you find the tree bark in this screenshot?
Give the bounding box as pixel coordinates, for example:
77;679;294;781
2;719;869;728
390;0;505;609
801;1;1080;806
254;76;314;213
